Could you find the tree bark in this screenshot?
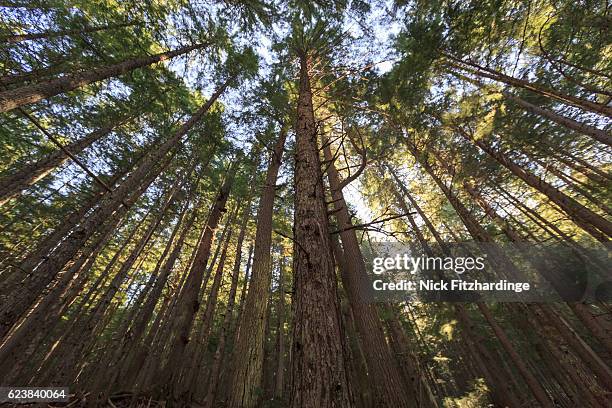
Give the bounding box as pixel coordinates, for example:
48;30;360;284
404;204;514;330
273;245;286;401
160;160;237;399
0;113;132;206
289;53;352;408
0;81;228;338
182;205;239;400
228;129;287;408
323;143;415;407
2;21;137;43
204;202;251;408
0;42;209;113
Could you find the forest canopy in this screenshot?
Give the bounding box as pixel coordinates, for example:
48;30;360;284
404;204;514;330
0;0;610;407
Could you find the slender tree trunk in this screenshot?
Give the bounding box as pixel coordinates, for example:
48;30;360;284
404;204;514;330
443;53;612;116
289;52;352;407
233;244;253;337
456;127;612;240
323;144;415;407
0;113;132;206
160;161;237;399
204;201;251;408
504;93;612;146
0;81;228;338
273;245;286;401
228;129;287;408
2;21;137;43
182;206;238;400
0;42;210;112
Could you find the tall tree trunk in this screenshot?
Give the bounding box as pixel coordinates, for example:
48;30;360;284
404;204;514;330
228;129;287;408
2;21;137;43
182;206;238;400
0;42;210;113
0;81;228;338
442;53;612;117
456;127;612;240
323;143;415;407
504;93;612;146
289;52;352;408
0;113;133;206
160;161;237;399
273;245;286;401
233;243;253;337
204;201;251;408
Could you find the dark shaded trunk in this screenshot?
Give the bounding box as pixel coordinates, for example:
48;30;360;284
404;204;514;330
160;161;237;399
182;206;239;400
228;129;287;408
204;202;251;408
273;245;286;401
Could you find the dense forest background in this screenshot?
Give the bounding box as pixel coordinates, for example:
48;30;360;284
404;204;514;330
0;0;610;407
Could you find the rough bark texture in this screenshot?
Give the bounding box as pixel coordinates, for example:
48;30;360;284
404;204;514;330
228;129;287;408
161;161;237;398
289;53;352;408
323;144;415;407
